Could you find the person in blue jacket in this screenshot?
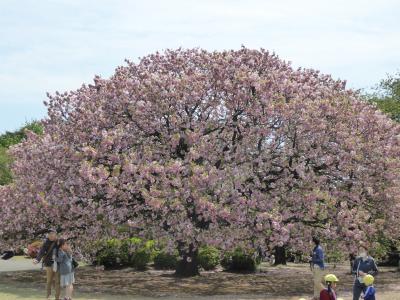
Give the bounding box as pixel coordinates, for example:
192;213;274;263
54;238;75;300
310;236;325;300
352;244;378;300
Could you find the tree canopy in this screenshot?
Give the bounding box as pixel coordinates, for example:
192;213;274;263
1;48;399;276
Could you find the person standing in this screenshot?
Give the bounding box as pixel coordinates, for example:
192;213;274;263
33;229;60;300
310;236;325;300
55;238;75;300
352;244;378;300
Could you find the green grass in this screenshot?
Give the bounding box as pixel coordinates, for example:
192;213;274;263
0;284;132;300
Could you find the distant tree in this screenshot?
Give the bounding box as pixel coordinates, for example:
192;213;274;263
0;122;43;148
363;71;400;263
366;71;400;122
0;121;43;185
0;147;12;185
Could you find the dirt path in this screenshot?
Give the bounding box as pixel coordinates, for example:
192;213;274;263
1;257;399;299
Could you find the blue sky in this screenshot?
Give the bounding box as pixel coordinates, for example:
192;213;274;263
1;0;399;133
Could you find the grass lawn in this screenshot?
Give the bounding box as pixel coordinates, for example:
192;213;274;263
0;283;134;300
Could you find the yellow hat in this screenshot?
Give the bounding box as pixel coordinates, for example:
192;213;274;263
324;273;339;282
363;274;374;286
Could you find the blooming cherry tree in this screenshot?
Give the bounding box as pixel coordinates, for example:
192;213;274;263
1;48;399;276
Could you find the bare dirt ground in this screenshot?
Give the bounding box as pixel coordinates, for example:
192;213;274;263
1;257;399;299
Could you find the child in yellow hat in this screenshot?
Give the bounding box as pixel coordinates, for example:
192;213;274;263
320;274;339;300
362;274;376;300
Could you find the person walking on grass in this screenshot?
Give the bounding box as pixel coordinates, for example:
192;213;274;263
310;236;325;300
55;238;75;300
352;244;378;300
33;229;60;300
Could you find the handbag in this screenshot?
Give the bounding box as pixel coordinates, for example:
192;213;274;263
52;246;59;272
52;258;58;272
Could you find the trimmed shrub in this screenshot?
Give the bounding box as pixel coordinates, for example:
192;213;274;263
96;239;124;269
95;238;156;270
198;246;220;270
154;251;178;270
220;250;233;270
221;248;260;272
127;238;156;270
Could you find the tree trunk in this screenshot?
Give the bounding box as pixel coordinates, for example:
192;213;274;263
274;246;287;265
175;243;200;277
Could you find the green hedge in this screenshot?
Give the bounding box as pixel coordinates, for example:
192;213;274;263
123;238;156;270
221;248;260;272
95;240;261;272
95;238;156;270
198;246;220;270
153;251;178;270
96;239;124;269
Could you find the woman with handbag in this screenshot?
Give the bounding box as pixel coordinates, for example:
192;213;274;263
54;239;76;300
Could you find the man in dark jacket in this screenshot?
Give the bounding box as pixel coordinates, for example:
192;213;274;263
352;244;378;300
33;229;60;300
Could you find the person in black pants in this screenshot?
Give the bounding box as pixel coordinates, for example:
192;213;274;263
352;244;378;300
